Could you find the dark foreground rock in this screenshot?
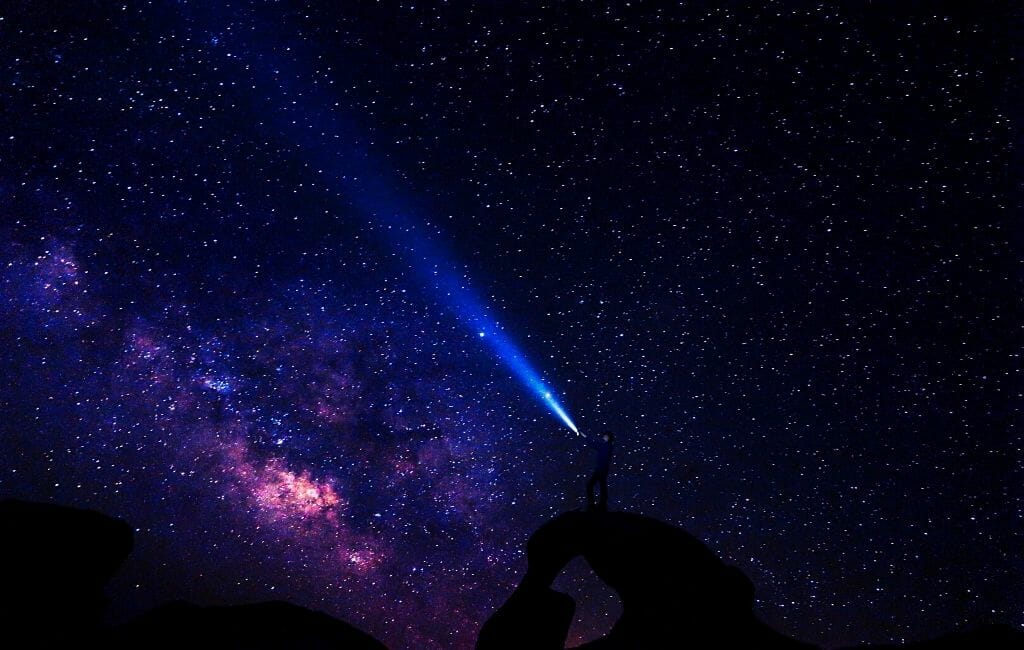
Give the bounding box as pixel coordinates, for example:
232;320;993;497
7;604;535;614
0;498;387;649
478;509;814;650
0;499;134;648
2;498;1017;649
478;510;1023;650
107;600;388;650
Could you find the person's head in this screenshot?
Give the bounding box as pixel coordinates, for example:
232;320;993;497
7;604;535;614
602;430;615;443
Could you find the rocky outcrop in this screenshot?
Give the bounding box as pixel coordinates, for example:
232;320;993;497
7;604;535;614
478;510;815;649
478;510;1024;650
476;582;575;650
0;499;134;648
0;499;387;649
108;600;389;649
3;499;1017;649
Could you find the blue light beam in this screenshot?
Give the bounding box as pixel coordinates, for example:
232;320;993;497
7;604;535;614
193;10;580;434
477;328;579;435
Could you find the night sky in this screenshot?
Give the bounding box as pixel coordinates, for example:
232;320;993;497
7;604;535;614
0;2;1019;648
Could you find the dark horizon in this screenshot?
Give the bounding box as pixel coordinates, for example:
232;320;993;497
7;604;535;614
0;2;1019;648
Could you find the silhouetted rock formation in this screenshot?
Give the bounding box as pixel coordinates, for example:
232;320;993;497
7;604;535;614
2;499;1017;649
479;510;816;649
0;498;388;649
477;582;576;650
0;499;134;648
478;510;1024;650
107;600;388;650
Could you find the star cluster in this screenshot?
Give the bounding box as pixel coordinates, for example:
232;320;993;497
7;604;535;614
0;2;1019;649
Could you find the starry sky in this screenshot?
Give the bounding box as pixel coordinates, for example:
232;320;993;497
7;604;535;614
0;2;1020;648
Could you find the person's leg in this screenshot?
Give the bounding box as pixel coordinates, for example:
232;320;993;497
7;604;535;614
597;472;608;511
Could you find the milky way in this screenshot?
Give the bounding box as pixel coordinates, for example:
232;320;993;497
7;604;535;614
1;235;553;647
0;3;1019;649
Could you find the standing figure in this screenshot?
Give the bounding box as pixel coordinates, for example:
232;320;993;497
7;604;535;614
586;430;615;512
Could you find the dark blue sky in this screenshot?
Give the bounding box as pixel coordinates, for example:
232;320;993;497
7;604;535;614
0;2;1019;648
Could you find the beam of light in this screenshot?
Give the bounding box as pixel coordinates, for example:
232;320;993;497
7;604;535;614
478;328;579;435
187;8;579;434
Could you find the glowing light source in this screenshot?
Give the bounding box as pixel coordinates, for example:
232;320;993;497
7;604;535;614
546;394;580;435
471;324;579;435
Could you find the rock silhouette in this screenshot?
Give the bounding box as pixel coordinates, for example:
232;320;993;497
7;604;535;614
108;600;388;650
477;510;1023;650
1;499;1018;649
0;498;134;648
0;499;386;649
478;509;813;649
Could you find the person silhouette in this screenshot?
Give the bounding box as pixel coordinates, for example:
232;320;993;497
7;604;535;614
586;430;615;512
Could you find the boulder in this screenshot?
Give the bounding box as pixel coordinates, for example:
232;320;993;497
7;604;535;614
477;584;575;650
479;510;814;649
0;498;134;648
109;600;389;650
